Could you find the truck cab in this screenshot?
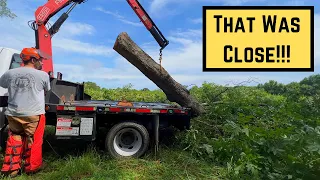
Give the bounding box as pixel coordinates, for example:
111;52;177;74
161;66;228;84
0;47;22;131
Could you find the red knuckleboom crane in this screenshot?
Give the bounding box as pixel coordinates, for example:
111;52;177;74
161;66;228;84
29;0;169;78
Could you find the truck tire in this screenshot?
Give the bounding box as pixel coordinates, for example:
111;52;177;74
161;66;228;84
105;121;150;159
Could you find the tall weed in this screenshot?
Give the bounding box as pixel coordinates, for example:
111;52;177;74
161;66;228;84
178;83;320;179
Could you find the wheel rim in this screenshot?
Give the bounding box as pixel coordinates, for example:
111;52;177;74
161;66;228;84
113;128;143;156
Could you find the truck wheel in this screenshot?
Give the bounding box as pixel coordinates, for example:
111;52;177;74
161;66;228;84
105;122;149;159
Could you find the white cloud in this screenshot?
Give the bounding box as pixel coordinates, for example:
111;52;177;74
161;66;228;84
0;7;113;57
57;21;96;37
221;0;266;5
98;11;318;89
48;9;320;90
95;7;143;27
47;28;257;89
149;0;267;15
268;0;308;6
2;0;318;90
53;57;150;88
170;29;202;39
190;18;202;24
149;0;171;15
53;56;311;90
52;38;114;57
136;28;203;74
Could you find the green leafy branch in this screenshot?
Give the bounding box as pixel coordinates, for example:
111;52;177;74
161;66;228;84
0;0;16;19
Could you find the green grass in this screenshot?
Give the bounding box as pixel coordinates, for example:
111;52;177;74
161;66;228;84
0;126;226;180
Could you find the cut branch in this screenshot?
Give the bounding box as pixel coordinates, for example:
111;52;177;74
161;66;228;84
113;32;205;117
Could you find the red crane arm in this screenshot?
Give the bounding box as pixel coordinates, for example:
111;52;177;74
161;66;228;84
32;0;84;77
35;0;72;26
126;0;169;50
30;0;168;78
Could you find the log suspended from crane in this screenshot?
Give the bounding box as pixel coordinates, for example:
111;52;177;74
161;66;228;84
113;32;205;117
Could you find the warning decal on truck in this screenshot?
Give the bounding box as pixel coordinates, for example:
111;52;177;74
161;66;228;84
56;127;79;136
80;118;93;135
57;117;72;127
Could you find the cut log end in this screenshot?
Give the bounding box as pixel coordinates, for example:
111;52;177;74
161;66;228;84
113;32;205;117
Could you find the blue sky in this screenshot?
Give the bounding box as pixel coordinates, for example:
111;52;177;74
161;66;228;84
0;0;319;90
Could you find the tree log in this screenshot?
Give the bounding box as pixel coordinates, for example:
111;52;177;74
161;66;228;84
113;32;205;117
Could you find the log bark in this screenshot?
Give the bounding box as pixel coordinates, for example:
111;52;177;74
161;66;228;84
113;32;205;117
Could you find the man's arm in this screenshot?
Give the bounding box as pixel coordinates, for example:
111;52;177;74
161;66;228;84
0;72;8;88
43;73;51;92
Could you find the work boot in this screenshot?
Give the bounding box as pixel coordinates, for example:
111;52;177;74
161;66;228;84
1;169;21;178
9;170;20;178
25;162;47;175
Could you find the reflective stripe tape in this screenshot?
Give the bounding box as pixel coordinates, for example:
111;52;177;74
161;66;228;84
76;106;96;111
2;135;23;172
56;105;189;114
3;162;20;164
151;109;160;113
173;109;187;114
124;108;135;112
56;106;95;111
135;108;151;113
56;106;64;111
109;107;121;112
160;109;167;113
5;154;21;156
65;106;76;111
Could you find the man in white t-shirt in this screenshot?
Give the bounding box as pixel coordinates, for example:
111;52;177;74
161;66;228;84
0;47;51;177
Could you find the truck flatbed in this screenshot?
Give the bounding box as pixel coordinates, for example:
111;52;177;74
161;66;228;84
48;100;190;115
54;100;181;108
